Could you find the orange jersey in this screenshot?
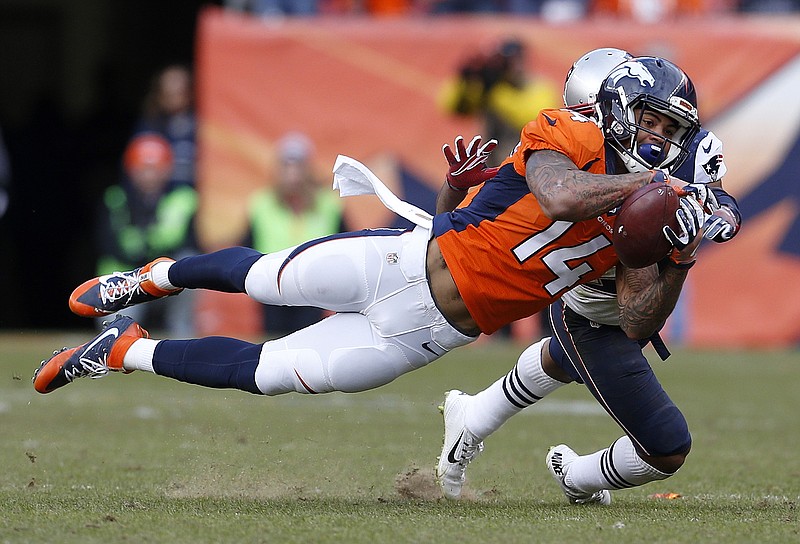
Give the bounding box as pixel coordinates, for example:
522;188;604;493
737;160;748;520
432;109;619;334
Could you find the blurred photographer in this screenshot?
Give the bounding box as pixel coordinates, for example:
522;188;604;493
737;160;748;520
440;38;559;164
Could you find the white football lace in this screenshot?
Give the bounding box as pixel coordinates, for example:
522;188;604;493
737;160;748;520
99;272;145;305
456;435;485;472
63;352;110;382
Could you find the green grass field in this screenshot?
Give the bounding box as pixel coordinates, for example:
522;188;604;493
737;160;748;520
1;331;798;543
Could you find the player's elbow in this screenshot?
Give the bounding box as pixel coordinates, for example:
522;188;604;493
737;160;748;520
538;197;582;221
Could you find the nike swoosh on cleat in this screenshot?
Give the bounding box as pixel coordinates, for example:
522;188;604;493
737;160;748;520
81;327;119;355
447;431;464;463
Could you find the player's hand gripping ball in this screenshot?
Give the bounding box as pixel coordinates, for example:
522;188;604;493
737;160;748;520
612;183;681;268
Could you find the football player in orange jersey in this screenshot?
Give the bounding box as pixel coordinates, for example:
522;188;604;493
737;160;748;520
436;50;740;505
34;57;707;473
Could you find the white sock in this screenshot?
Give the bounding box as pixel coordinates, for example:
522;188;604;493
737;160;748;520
565;435;671;493
465;338;564;439
150;261;177;291
122;338;159;373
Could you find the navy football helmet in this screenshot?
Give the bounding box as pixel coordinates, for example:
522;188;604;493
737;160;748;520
597;56;700;173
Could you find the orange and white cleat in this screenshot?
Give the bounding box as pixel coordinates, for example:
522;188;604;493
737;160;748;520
69;257;180;317
33;315;149;394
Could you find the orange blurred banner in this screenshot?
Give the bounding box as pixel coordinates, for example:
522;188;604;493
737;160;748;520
196;7;800;347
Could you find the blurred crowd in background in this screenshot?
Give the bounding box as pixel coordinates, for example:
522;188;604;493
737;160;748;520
0;0;798;335
225;0;799;18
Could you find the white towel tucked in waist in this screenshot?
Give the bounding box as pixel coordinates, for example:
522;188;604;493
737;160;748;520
332;155;433;229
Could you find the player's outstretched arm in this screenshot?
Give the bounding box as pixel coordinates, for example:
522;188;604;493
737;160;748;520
525;149;652;222
436;135;498;214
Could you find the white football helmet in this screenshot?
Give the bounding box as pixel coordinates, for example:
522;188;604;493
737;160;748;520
563;48;632;116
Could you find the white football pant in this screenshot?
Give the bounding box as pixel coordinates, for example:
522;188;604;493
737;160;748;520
242;225;477;395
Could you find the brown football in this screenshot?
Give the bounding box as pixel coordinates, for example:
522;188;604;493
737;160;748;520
612;183;680;268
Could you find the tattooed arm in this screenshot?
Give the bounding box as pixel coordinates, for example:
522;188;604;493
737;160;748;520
525;149;652;221
616;264;690;340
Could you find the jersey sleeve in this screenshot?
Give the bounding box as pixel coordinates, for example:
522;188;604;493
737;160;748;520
694;130;727;183
504;109;607;176
672;129;728;184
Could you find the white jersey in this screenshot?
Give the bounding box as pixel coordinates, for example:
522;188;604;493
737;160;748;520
561;267;619;325
564;129;725;325
671;129;727;184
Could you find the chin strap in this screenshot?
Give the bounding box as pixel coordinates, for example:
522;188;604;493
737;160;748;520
615;148;650;174
616;146;678;174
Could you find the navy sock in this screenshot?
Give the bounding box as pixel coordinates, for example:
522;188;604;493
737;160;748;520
168;247;263;293
153;338;262;394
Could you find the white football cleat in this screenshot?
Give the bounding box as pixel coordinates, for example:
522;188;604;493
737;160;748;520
435;390;484;500
546;444;611;505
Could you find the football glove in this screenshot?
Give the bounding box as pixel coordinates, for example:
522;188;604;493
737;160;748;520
704;206;740;242
680;183;719;214
443;135;499;191
663;196;706;255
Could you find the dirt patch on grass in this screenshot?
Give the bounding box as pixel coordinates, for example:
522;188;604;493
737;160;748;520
394;466;479;501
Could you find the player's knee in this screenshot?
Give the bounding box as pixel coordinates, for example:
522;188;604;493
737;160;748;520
255;348;333;395
255;343;412;395
327;344;409;392
640;404;691;459
541;338;573;383
641;447;690;475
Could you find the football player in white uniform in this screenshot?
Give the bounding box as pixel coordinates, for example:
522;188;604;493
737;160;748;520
436;48;741;503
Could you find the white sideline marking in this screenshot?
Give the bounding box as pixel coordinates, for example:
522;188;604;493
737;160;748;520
277;395;606;416
11;389;605;416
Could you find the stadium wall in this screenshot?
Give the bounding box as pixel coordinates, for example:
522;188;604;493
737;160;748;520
194;6;800;348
